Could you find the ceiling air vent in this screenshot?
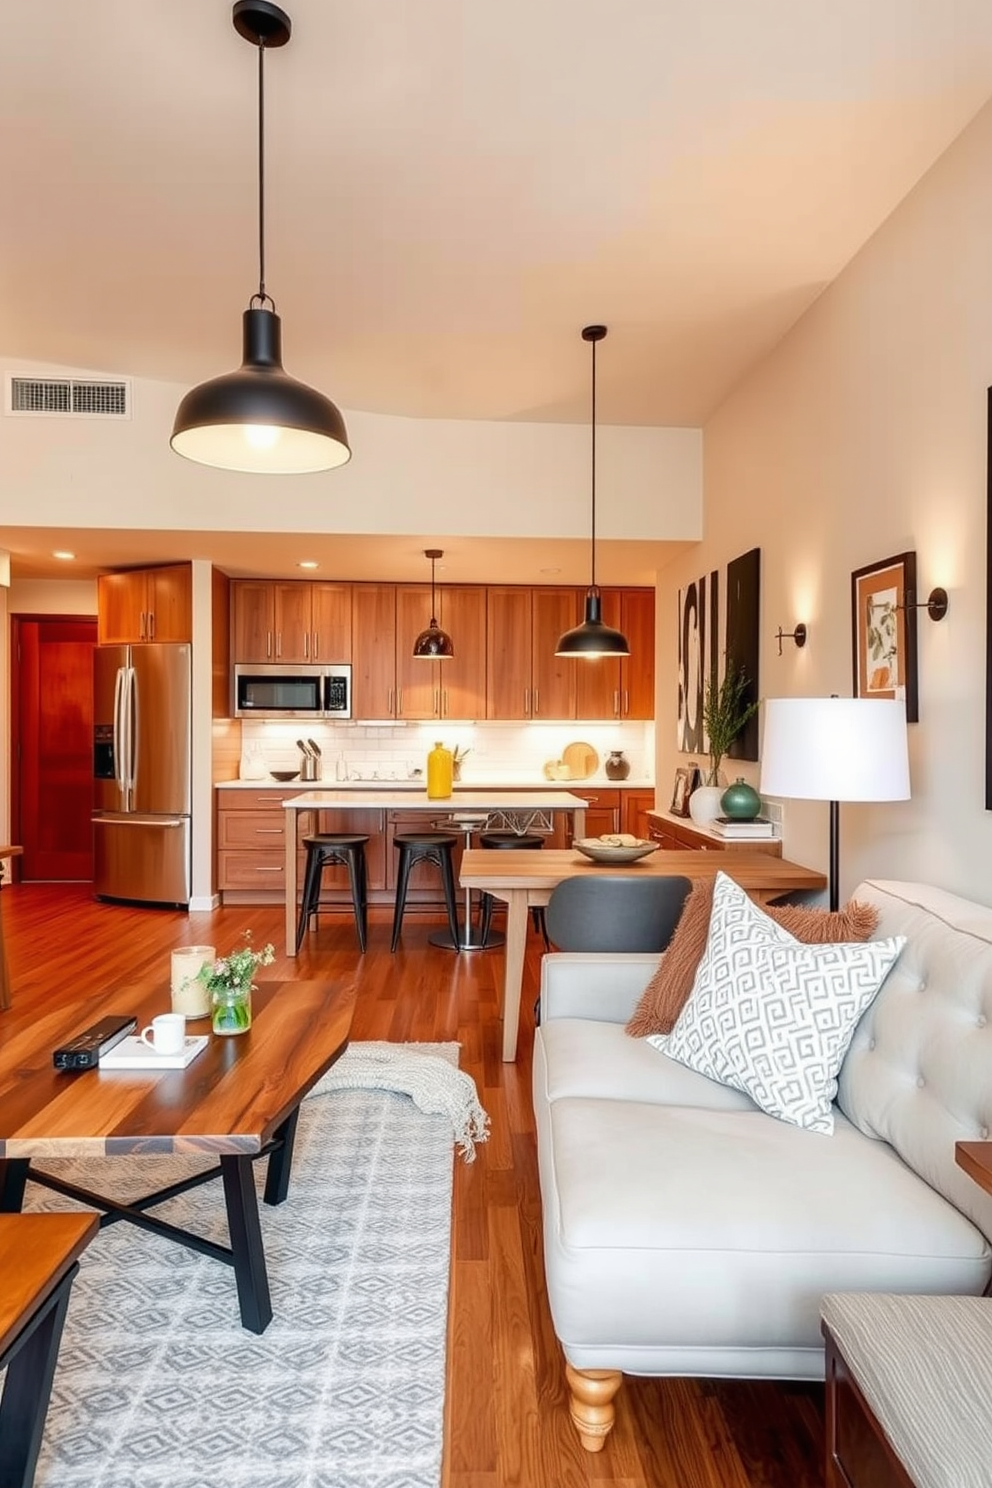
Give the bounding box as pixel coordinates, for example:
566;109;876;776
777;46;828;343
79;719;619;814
6;375;131;419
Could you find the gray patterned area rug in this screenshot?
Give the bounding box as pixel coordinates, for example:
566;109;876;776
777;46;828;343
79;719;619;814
21;1043;459;1488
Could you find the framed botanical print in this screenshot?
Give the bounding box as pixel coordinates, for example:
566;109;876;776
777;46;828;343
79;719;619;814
851;550;919;723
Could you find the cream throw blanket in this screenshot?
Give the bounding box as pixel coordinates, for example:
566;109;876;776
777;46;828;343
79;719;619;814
308;1040;490;1162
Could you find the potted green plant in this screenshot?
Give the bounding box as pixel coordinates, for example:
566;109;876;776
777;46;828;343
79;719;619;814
690;662;760;826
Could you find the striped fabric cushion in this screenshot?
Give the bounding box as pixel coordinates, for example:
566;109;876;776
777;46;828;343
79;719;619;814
822;1292;992;1488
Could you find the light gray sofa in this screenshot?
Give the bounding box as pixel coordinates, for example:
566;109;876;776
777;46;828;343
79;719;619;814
532;879;992;1451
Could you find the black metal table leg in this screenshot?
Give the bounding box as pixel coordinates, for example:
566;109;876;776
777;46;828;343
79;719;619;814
0;1158;29;1212
220;1154;272;1335
0;1262;78;1488
262;1106;300;1207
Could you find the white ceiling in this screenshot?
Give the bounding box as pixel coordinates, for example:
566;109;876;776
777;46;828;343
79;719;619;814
4;1;992;582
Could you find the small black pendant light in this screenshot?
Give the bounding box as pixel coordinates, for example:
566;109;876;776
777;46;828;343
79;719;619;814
555;325;630;658
413;549;455;659
171;1;351;475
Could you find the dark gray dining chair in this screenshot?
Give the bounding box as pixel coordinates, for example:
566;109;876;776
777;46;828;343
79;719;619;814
544;874;693;953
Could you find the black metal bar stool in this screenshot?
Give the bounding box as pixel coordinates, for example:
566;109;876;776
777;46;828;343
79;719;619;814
296;834;370;953
390;832;460;952
428;812;502;952
478;831;551;949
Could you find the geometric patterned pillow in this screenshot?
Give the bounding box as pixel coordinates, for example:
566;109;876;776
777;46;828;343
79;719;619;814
648;872;906;1134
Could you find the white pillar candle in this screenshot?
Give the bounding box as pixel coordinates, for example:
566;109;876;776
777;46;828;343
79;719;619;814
170;946;215;1019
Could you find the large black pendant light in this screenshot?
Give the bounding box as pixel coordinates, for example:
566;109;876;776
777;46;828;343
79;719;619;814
555;325;630;658
413;548;454;659
171;1;351;475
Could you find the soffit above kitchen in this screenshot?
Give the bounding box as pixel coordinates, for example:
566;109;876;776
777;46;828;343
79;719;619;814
0;527;688;588
3;2;992;429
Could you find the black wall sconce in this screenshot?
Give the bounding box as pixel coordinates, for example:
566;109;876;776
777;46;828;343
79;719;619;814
774;622;808;655
898;587;949;622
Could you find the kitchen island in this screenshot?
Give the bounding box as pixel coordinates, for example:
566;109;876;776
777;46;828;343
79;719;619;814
280;789;590;953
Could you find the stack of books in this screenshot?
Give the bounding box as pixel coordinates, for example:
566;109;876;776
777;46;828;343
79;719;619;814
709;816;777;839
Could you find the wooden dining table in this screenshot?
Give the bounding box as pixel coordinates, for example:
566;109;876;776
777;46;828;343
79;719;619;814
459;847;828;1060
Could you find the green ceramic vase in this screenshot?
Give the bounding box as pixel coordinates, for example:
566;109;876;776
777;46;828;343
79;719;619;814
720;777;761;821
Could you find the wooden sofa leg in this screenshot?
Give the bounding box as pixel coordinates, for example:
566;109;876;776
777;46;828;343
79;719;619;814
565;1365;623;1452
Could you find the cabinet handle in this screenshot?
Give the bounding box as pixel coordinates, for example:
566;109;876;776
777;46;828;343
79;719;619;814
276;632;282;659
623;689;629;716
266;631;272;659
312;631;319;659
523;687;530;717
303;632;309;660
388;688;394;715
139;611;147;641
397;688;403;715
255;866;284;873
533;688;540;716
148;612;155;640
443;689;448;716
584;794;599;803
255;828;283;835
614;690;620;717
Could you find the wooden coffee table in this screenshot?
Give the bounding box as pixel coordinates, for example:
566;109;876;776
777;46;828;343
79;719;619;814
0;978;355;1334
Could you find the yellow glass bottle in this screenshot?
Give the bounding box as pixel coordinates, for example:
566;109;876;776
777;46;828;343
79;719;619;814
426;741;453;800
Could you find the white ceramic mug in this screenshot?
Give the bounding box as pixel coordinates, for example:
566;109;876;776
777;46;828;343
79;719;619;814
170;946;215;1019
140;1012;187;1056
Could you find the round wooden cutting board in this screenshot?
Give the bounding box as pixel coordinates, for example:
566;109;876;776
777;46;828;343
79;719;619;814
561;741;599;781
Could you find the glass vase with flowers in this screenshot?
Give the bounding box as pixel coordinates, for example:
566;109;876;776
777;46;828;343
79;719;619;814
195;931;275;1036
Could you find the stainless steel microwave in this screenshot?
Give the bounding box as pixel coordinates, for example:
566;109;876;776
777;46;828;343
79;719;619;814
233;664;352;720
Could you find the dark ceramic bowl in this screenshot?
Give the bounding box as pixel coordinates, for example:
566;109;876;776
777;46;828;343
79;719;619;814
270;770;300;782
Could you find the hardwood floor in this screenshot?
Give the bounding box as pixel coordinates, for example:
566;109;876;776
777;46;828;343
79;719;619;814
0;884;825;1488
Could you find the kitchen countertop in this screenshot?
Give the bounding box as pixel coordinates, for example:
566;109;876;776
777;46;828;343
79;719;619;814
279;788;594;812
216;777;655;791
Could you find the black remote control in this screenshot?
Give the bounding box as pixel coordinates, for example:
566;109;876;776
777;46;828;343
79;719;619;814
53;1015;137;1071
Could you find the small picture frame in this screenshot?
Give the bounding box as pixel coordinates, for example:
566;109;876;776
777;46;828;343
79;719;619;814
851;550;919;723
670;764;698;818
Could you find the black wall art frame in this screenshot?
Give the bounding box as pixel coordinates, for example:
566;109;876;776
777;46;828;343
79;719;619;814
726;547;761;762
677;570;718;754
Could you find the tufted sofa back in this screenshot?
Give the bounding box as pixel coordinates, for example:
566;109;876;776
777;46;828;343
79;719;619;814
838;880;992;1245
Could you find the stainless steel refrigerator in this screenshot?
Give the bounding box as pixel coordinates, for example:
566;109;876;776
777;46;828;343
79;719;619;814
92;643;192;906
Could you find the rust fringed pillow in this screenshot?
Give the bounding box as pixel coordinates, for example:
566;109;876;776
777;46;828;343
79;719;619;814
624;879;881;1039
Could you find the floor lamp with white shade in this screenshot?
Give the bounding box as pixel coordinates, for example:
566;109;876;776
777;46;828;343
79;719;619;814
759;698;911;911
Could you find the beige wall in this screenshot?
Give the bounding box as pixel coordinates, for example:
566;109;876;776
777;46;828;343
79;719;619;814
656;97;992;903
0;365;702;545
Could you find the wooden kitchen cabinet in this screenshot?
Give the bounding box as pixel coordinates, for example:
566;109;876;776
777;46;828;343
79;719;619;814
485;586;581;720
532;587;580;720
97;563;191;645
622;789;655;839
216;787;307;900
231;580;352;663
549;788;621;846
394;584;487;722
352;583;398;718
573;588;655;721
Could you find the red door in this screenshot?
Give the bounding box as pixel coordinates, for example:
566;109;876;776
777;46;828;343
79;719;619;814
12;617;97;881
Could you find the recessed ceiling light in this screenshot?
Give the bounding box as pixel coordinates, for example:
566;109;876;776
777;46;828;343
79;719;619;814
53;550;76;561
297;560;319;570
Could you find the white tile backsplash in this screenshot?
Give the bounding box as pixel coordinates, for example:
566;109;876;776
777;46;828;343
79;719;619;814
239;718;655;785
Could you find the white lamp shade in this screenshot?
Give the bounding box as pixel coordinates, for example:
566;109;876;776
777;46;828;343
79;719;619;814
759;697;910;803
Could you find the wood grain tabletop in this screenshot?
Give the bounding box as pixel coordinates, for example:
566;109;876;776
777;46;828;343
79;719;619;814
0;978;355;1159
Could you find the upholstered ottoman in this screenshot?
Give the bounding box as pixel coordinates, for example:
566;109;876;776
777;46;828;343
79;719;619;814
821;1292;992;1488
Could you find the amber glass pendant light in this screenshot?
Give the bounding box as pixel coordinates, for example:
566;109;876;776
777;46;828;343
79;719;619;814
412;549;454;659
171;2;351;474
556;325;630;658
